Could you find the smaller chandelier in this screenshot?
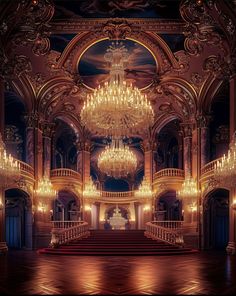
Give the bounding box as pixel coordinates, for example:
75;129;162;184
214;132;236;186
135;176;152;198
83;176;100;198
98;139;137;178
0;133;20;182
35;176;57;199
177;176;199;200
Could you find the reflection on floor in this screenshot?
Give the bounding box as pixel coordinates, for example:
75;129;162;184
0;250;236;295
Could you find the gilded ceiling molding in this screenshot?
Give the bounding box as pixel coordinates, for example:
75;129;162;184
180;0;228;56
56;20;180;76
50;19;185;34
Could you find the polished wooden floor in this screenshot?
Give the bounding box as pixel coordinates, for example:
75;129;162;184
0;250;236;295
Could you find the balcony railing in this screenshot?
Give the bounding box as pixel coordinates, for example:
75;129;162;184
200;158;221;176
50;220;90;247
50;168;82;181
154;168;184;179
101;191;135;198
14;159;34;178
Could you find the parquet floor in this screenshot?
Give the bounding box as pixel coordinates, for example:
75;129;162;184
0;250;236;295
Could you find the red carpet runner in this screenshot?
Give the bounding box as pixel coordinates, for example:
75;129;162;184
38;230;198;256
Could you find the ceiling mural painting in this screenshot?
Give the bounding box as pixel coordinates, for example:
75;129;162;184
78;39;157;89
54;0;181;19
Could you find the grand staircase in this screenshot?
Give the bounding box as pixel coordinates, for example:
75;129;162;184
38;230;198;256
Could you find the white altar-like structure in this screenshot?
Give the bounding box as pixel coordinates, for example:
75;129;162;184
109;205;127;230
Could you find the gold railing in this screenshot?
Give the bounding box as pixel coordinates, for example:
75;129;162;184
50;168;82;180
50;221;90;247
14;158;34;179
154;168;184;179
145;221;184;246
200;158;221;176
101;191;135;198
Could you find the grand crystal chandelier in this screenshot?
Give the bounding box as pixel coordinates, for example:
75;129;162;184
80;42;154;138
214;131;236;187
0;133;20;182
135;176;152;198
35;176;57;199
98;139;137;178
177;176;199;200
83;176;101;198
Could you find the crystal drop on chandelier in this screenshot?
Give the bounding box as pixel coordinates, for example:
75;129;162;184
80;42;154;138
97;139;137;178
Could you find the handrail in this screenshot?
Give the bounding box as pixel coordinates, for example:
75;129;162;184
145;221;184;246
50;168;82;180
101;191;135;198
154;168;184;178
200;158;221;175
14;158;34;176
50;221;90;247
150;220;183;230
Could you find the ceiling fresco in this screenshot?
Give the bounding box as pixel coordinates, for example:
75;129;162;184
78;39;157;89
54;0;181;19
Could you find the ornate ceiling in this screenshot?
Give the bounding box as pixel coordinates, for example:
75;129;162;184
0;0;236;183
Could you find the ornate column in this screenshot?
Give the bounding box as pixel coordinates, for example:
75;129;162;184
78;139;91;224
143;139;154;184
196;115;211;168
0;77;4;137
226;187;236;255
180;123;193;177
230;75;236;141
42;122;55;178
24;113;43;179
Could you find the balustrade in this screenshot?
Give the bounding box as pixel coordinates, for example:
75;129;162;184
145;221;184;246
50;168;82;180
50;221;89;247
154;168;184;179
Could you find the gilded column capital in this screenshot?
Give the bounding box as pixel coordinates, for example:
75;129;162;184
24;112;43;129
195;114;212;128
179;122;194;138
42;122;55;138
76;139;91;152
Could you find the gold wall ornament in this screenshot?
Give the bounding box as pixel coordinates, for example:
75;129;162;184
80;42;154;138
98;139;137;179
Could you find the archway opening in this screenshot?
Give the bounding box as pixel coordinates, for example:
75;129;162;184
204;189;229;250
5;188;32;249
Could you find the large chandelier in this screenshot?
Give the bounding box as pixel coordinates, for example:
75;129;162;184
177;176;199;200
80;42;154;138
214;132;236;187
0;133;20;182
83;176;100;198
135;176;152;198
98;139;137;178
35;176;57;199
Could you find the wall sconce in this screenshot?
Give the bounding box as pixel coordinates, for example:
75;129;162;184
0;200;3;209
232;200;236;210
144;204;151;211
84;205;91;211
37;202;47;213
189;203;197;212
